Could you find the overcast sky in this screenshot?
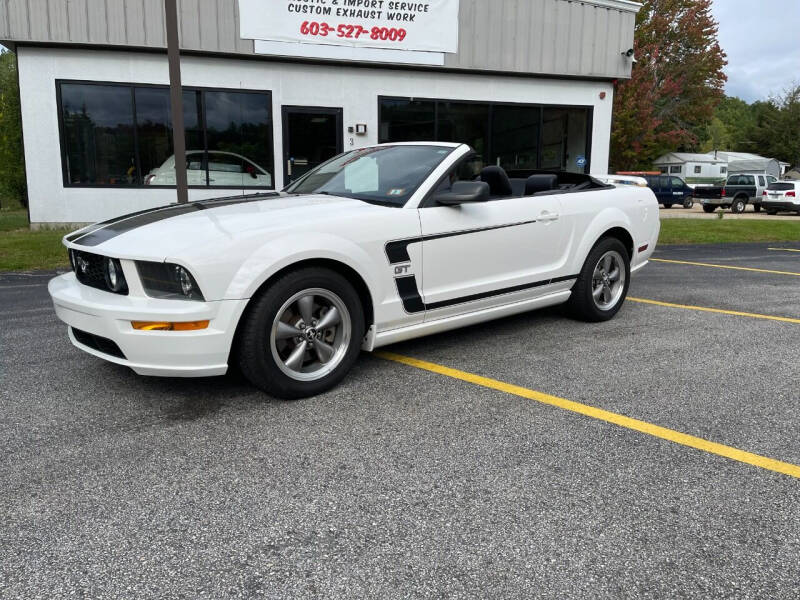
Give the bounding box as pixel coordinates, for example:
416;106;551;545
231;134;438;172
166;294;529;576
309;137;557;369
711;0;800;102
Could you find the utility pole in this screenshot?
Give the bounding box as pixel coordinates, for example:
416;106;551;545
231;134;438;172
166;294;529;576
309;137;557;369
165;0;188;204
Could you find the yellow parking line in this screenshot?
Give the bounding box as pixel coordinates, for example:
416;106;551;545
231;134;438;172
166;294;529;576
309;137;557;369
768;247;800;253
376;351;800;479
627;297;800;324
650;257;800;277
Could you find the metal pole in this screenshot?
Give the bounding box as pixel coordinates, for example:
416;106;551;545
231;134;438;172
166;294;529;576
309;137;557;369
165;0;188;204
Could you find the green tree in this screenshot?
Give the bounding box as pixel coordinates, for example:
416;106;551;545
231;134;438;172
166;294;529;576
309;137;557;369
0;48;27;208
610;0;727;171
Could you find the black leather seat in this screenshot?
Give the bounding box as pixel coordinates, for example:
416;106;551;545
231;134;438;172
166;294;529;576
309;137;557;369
525;174;559;196
480;166;513;198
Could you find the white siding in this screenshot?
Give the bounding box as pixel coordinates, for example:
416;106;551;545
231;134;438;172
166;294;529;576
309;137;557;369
17;46;615;224
2;0;637;79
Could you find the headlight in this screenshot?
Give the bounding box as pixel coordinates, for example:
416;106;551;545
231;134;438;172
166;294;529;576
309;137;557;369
104;257;127;293
136;261;205;301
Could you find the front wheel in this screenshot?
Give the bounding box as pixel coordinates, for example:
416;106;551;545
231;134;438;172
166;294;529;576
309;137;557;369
683;197;694;209
237;267;365;399
766;210;778;216
663;203;673;209
567;238;631;322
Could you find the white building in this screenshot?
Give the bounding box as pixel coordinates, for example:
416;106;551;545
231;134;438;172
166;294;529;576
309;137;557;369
654;151;785;183
1;0;640;226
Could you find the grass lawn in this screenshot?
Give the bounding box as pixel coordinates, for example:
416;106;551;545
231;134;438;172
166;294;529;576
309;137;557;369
658;219;800;245
0;206;71;271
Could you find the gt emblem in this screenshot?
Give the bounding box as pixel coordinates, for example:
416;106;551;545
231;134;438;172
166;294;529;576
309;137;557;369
394;264;411;276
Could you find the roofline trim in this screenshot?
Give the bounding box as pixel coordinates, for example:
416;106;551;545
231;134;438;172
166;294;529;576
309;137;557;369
11;42;629;83
580;0;642;13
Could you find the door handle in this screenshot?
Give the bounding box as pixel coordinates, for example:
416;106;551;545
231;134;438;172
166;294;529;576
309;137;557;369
538;211;560;222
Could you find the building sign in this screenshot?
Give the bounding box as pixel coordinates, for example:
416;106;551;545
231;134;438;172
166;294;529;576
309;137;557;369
239;0;460;54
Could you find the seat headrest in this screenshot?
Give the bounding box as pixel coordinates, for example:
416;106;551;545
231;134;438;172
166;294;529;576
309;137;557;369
480;166;513;197
525;174;559;196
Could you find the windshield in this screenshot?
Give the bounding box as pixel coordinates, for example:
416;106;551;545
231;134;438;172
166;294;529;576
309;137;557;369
284;145;455;207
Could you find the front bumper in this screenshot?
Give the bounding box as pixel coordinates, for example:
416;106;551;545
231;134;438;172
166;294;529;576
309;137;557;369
762;200;800;212
49;272;249;377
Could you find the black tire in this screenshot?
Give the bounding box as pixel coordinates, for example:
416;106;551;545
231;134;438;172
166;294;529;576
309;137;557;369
753;204;762;213
703;205;716;214
567;237;631;323
731;197;747;213
683;197;694;209
237;267;365;399
663;203;673;209
766;210;778;216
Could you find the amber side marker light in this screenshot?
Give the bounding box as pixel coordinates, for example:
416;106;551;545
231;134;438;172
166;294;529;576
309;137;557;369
132;320;210;331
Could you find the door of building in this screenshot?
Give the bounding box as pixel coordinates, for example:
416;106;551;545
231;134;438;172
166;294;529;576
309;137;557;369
282;106;343;186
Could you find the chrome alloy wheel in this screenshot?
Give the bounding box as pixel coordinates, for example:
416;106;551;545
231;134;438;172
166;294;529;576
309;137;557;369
270;288;352;382
592;250;626;310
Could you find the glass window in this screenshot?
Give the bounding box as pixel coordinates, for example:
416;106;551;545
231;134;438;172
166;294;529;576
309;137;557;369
436;102;489;164
59;82;274;189
659;167;668;174
694;165;702;174
671;177;684;188
720;166;727;174
541;107;589;173
378;98;435;142
60;83;136;185
286;145;454;207
659;175;671;189
378;98;591;174
491;105;541;171
670;165;682;174
758;175;765;186
136;87;202;186
204;91;273;188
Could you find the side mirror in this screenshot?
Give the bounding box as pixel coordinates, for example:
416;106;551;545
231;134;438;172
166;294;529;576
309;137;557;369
433;181;490;206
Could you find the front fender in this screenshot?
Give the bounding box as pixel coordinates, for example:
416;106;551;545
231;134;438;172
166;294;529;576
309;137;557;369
224;233;383;305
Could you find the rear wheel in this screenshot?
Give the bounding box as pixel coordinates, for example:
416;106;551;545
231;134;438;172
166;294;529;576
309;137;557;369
766;210;778;216
567;237;630;322
703;205;716;214
683;197;694;209
663;203;673;209
731;197;747;213
237;267;365;399
753;204;762;213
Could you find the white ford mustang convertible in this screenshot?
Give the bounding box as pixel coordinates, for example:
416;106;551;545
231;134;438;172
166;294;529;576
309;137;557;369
49;143;660;398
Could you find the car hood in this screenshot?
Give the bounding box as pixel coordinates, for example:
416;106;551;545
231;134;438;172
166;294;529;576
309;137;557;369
64;193;387;261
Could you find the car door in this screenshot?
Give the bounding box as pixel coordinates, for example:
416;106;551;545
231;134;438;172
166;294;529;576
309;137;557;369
671;177;688;201
207;152;246;188
417;164;568;321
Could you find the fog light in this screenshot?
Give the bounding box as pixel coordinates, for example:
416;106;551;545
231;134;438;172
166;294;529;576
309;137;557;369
131;320;210;331
104;257;127;293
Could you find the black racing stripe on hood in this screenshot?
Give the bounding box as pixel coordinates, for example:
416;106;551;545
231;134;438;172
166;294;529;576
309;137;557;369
65;204;178;242
70;193;281;247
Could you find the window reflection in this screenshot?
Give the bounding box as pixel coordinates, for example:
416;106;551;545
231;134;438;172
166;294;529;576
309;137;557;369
59;82;274;189
60;84;136;186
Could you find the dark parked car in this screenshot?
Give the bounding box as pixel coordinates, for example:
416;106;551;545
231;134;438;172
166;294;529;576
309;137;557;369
642;175;694;209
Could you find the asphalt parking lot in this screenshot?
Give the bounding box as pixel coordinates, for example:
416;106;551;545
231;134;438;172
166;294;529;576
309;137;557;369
1;243;799;599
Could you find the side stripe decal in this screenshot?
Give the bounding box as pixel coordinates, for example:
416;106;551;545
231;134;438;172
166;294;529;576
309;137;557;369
394;274;579;314
385;219;538;265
